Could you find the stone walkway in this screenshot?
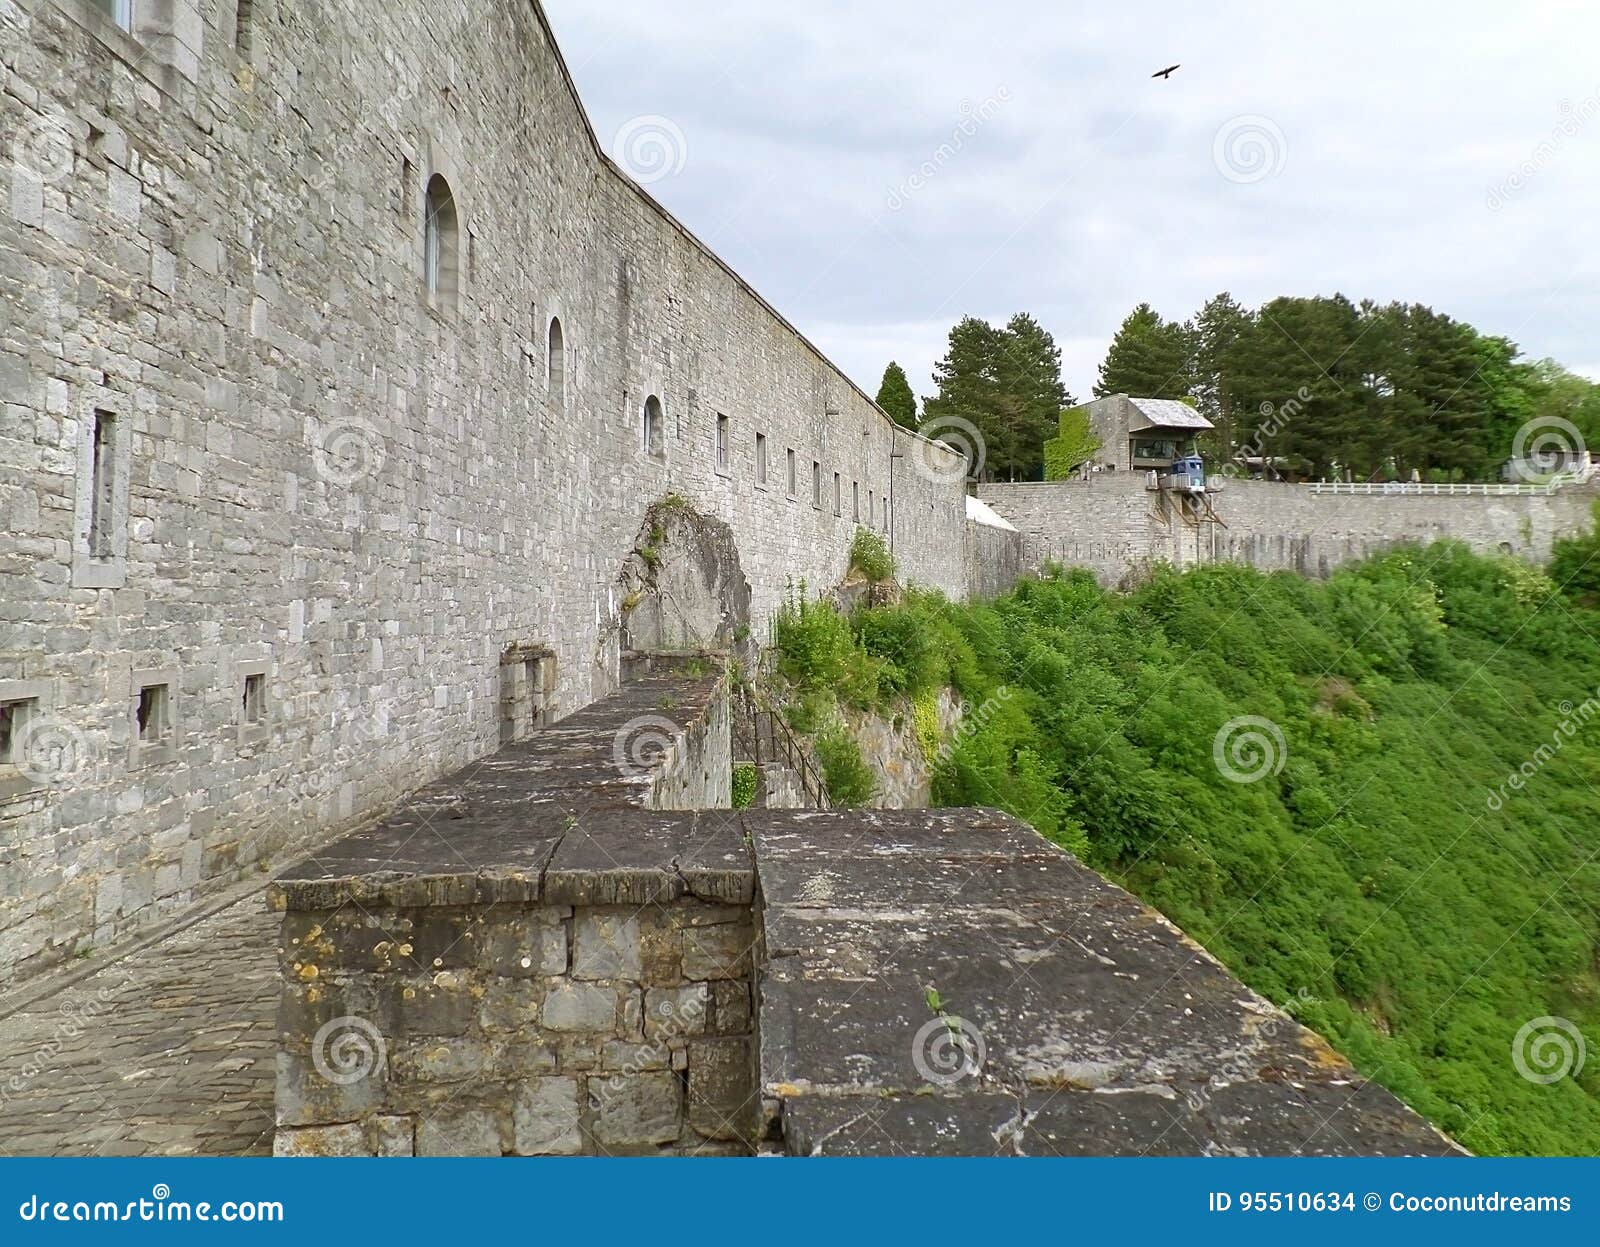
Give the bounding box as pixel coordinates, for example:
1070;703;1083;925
0;892;279;1156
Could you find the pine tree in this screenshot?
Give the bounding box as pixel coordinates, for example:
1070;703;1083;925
922;314;1072;481
1192;293;1254;463
1094;304;1194;400
875;361;918;429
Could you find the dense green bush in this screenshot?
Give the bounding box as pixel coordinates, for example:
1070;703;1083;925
772;543;1600;1154
815;724;877;806
731;763;758;810
848;528;896;583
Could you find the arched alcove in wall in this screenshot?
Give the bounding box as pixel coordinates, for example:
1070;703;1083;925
615;497;752;668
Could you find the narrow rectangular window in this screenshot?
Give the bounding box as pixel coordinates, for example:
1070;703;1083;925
833;472;841;516
136;683;170;745
100;0;133;31
868;489;875;526
0;697;36;766
755;433;768;484
715;413;730;474
852;481;860;521
242;673;266;726
882;499;891;532
812;461;821;508
89;410;116;559
786;449;796;497
234;0;254;52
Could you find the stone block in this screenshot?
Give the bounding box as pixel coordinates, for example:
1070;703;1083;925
643;983;710;1040
511;1077;583;1155
588;1071;682;1148
478;979;541;1033
274;1048;387;1127
273;1122;369;1157
541;982;619;1033
372;1115;415;1157
415;1108;503;1157
681;922;753;981
573;911;641;980
710;980;751;1035
390;1038;497;1085
485;914;566;977
688;1037;753;1142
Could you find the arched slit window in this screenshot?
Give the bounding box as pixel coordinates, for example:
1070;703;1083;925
423;174;458;306
642;395;664;460
548;317;565;404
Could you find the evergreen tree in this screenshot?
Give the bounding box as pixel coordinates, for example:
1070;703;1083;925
1094;303;1195;400
923;314;1071;481
874;361;918;429
1192;293;1254;463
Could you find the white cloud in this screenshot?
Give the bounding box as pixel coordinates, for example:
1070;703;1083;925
548;1;1600;397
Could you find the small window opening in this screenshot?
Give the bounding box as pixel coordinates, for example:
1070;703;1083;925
715;414;730;474
234;0;254;52
786;449;796;497
137;683;170;744
242;673;266;727
423;174;459;306
642;396;665;460
89;410;116;559
0;698;36;765
755;433;768;484
833;472;841;516
547;317;566;404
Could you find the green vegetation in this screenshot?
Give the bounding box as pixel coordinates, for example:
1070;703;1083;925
1097;292;1600;482
848;528;896;584
1042;404;1102;480
921;312;1072;481
814;724;877;806
731;763;758;810
875;360;919;429
771;545;1600;1154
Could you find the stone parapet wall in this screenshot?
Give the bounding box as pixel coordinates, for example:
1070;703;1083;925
980;477;1598;587
272;831;757;1157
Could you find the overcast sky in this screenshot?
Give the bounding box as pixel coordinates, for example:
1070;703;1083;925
545;1;1600;405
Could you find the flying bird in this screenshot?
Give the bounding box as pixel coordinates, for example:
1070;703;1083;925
1151;64;1181;79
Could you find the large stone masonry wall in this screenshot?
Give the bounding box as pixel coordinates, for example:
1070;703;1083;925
0;0;966;979
981;476;1597;587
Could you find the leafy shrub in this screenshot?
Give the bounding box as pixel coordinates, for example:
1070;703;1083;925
848;527;895;583
815;725;877;806
731;763;758;809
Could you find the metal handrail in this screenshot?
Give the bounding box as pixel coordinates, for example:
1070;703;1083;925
1309;470;1593;497
731;685;829;809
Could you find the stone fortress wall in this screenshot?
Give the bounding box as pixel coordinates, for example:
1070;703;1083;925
4;0;1595;990
0;0;968;980
980;475;1598;588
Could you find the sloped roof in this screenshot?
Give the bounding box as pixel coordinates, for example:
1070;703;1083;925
1126;397;1214;432
965;494;1017;532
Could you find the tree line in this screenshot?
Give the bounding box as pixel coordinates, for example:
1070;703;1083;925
879;296;1600;482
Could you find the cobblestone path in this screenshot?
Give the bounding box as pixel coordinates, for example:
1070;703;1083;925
0;892;279;1156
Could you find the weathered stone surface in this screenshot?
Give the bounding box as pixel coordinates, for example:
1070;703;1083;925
541;983;621;1034
272;1122;369;1158
372;1115;416;1158
749;809;1461;1157
573;913;642;981
681;922;755;981
588;1072;682;1149
688;1038;753;1142
416;1110;503;1158
512;1077;583;1156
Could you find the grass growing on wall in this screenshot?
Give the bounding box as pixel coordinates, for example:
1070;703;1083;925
731;763;758;810
771;536;1600;1155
